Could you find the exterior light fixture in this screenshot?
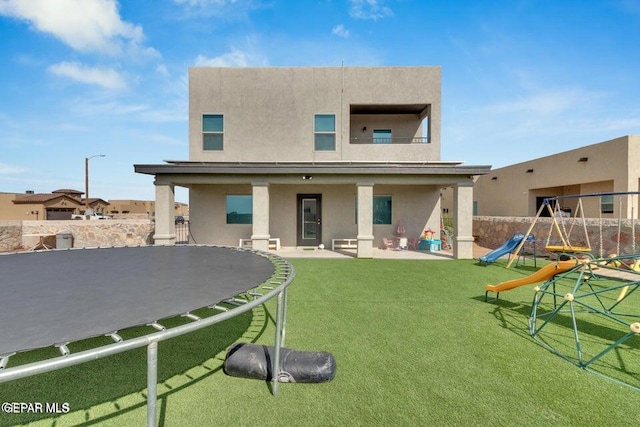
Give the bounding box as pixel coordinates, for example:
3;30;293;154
578;157;588;162
361;126;367;132
491;177;498;180
302;175;313;180
526;169;534;173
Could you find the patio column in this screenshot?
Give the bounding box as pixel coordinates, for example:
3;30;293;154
251;182;270;252
453;181;474;259
153;181;175;245
357;183;374;258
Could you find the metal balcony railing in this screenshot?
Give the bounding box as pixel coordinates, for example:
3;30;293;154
349;136;430;144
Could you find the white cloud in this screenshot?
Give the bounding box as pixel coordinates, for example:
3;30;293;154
486;88;604;116
173;0;237;6
332;24;350;38
195;51;248;67
0;0;157;58
195;45;267;67
0;162;27;175
48;61;128;90
349;0;393;20
156;64;169;76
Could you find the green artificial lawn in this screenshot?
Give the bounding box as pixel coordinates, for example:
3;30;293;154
1;258;640;426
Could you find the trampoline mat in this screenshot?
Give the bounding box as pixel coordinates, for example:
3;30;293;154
0;246;275;355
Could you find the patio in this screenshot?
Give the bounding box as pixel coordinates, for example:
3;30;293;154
276;246;454;259
276;243;492;259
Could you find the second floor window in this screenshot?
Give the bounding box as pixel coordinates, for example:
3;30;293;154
203;114;224;151
314;114;335;151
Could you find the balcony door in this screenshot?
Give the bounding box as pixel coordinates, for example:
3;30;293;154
297;194;322;247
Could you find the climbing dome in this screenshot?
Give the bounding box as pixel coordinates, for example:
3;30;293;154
529;254;640;390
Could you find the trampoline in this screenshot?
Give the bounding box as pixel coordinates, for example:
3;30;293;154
0;245;295;426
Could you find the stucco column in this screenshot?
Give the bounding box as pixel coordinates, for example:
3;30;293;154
453;181;474;259
357;183;374;258
153;182;175;245
251;182;270;252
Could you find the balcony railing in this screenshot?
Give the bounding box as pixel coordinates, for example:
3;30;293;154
349;136;430;144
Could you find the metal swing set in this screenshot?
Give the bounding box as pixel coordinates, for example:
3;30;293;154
507;191;640;268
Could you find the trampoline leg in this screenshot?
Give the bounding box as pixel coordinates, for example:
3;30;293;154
147;341;158;427
281;288;288;347
272;291;284;395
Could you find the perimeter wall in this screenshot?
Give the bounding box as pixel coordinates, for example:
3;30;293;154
3;217;639;258
473;216;640;258
0;220;154;252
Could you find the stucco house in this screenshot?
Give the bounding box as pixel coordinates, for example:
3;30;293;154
135;66;490;258
473;135;640;219
0;189;109;220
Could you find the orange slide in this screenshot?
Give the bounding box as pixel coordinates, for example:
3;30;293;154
485;260;578;297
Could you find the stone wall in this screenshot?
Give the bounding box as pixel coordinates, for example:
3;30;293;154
0;221;22;252
0;220;155;252
473;216;640;257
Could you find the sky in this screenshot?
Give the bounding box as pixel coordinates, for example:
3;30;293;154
1;0;639;203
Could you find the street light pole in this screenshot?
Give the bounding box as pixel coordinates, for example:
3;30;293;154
85;154;106;213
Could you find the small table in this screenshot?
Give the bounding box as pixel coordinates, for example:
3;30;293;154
420;239;442;252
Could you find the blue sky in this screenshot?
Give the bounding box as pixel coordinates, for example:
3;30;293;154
1;0;639;203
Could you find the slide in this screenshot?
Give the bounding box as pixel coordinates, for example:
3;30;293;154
485;259;578;296
479;233;526;265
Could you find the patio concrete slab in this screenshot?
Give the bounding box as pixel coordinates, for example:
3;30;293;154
275;247;454;260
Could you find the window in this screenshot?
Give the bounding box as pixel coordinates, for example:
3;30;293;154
373;129;392;144
373;196;392;224
203;114;223;150
354;195;393;224
601;194;614;214
226;195;252;224
314;114;335;151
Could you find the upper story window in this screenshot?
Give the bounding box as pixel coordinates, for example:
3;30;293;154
314;114;335;151
203;114;224;151
373;129;392;144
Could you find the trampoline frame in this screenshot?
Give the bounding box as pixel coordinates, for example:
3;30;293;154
0;245;295;426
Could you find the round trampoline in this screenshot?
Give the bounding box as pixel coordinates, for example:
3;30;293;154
0;245;295;426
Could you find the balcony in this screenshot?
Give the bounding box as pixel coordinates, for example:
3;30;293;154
349;136;430;144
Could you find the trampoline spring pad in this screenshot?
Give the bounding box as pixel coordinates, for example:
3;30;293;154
223;342;336;383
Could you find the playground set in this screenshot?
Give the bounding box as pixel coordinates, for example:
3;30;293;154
482;192;640;391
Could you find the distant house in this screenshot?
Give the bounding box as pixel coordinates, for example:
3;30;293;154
473;135;640;219
0;189;109;220
135;66;491;258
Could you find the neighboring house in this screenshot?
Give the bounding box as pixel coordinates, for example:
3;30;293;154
0;190;187;221
135;66;491;258
473;135;640;219
106;200;188;219
0;189;109;220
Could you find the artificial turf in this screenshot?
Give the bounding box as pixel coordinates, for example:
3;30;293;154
1;258;639;426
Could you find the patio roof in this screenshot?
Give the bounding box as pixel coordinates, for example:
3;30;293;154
134;160;491;178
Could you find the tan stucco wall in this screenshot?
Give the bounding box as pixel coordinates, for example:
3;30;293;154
188;66;441;163
187;183;441;248
475;135;640;218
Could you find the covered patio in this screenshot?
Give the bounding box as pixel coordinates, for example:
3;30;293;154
135;161;490;259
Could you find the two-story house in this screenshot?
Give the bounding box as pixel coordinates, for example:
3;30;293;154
135;66;490;258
